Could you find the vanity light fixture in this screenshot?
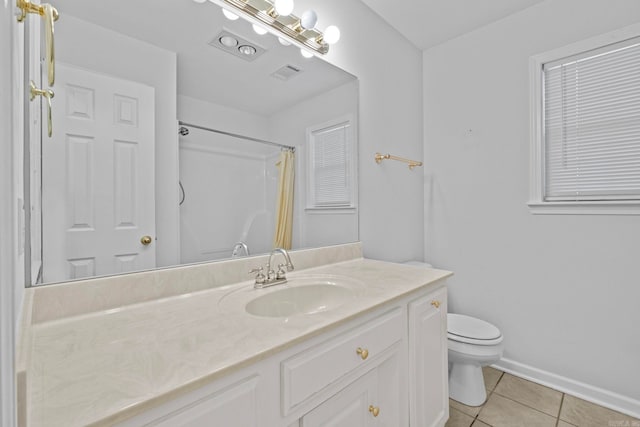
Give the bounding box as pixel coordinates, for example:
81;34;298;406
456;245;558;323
252;23;268;35
222;8;239;20
274;0;294;16
299;10;317;30
204;0;339;55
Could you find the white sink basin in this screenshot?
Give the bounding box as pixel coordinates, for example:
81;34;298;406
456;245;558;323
246;283;353;317
218;275;364;319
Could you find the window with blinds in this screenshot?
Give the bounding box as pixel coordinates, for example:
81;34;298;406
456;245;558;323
543;37;640;202
307;119;355;209
530;27;640;214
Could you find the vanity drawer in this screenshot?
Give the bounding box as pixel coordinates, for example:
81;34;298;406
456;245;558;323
281;307;403;415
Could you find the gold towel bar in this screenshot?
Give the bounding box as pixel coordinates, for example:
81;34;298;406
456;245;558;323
375;153;423;170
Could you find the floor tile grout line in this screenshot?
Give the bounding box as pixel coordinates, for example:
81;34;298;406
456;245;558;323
493;372;565;413
557;393;566;421
490;390;560;421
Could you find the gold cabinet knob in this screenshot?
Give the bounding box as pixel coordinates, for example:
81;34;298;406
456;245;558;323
431;300;441;309
369;405;380;417
140;235;153;245
356;347;369;360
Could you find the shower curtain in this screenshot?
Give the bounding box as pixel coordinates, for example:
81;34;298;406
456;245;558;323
273;149;295;249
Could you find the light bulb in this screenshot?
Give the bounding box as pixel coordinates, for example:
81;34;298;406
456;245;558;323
192;0;206;3
222;8;239;20
278;37;291;46
238;45;257;56
300;48;313;58
219;36;238;48
252;24;268;35
324;25;340;44
274;0;294;16
300;10;317;30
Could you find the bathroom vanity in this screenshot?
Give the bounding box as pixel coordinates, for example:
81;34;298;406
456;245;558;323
17;244;451;427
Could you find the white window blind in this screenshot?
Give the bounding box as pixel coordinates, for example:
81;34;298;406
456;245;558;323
308;121;353;208
543;37;640;201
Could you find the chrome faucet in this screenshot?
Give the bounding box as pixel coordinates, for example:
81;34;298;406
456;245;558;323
249;248;295;289
231;242;250;258
267;248;294;281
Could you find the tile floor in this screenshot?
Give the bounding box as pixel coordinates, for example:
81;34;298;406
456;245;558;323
446;367;640;427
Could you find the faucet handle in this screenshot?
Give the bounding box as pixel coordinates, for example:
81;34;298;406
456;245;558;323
276;263;288;280
249;266;266;284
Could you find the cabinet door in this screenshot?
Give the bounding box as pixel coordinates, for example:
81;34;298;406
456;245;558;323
408;288;448;427
376;344;405;427
301;369;378;427
148;376;259;427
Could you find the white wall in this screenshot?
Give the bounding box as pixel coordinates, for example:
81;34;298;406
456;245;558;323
298;0;425;263
269;80;359;250
56;15;180;268
424;0;640;414
178;95;271;141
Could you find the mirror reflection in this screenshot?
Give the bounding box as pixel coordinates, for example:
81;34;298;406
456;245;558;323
29;0;358;286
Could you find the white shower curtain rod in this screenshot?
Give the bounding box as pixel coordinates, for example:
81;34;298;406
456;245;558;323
178;121;295;152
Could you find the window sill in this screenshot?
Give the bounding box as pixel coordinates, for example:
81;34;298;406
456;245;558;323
305;206;357;215
527;201;640;215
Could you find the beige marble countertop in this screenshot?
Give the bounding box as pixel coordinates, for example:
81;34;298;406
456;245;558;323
22;258;451;427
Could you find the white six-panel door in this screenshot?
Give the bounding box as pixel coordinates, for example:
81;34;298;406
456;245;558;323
42;63;155;282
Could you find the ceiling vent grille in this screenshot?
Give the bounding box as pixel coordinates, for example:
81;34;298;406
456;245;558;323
209;29;266;62
271;64;302;81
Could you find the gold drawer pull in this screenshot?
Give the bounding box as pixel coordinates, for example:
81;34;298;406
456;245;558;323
369;405;380;417
431;300;441;309
356;347;369;360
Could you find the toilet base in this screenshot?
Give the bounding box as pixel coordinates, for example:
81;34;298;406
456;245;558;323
448;362;487;407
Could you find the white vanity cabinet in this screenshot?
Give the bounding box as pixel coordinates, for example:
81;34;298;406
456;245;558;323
115;284;447;427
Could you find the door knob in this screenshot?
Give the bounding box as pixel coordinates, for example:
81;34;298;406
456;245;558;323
140;235;153;245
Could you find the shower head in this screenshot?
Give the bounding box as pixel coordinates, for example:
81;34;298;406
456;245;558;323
179;126;189;136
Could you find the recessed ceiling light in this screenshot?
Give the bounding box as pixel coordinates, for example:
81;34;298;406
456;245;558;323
219;35;238;48
238;45;257;56
209;30;266;62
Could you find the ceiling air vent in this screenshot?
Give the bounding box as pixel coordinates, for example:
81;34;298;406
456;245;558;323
271;65;302;81
209;29;266;62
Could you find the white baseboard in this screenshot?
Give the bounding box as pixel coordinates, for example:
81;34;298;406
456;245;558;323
493;358;640;420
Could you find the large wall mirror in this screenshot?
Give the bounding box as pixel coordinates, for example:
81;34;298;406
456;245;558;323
26;0;358;286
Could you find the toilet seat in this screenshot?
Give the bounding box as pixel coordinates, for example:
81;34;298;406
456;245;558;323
448;314;503;346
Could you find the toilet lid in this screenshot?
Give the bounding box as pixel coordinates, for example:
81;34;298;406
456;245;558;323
448;313;501;341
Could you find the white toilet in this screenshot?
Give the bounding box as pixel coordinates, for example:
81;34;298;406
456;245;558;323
448;313;503;406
